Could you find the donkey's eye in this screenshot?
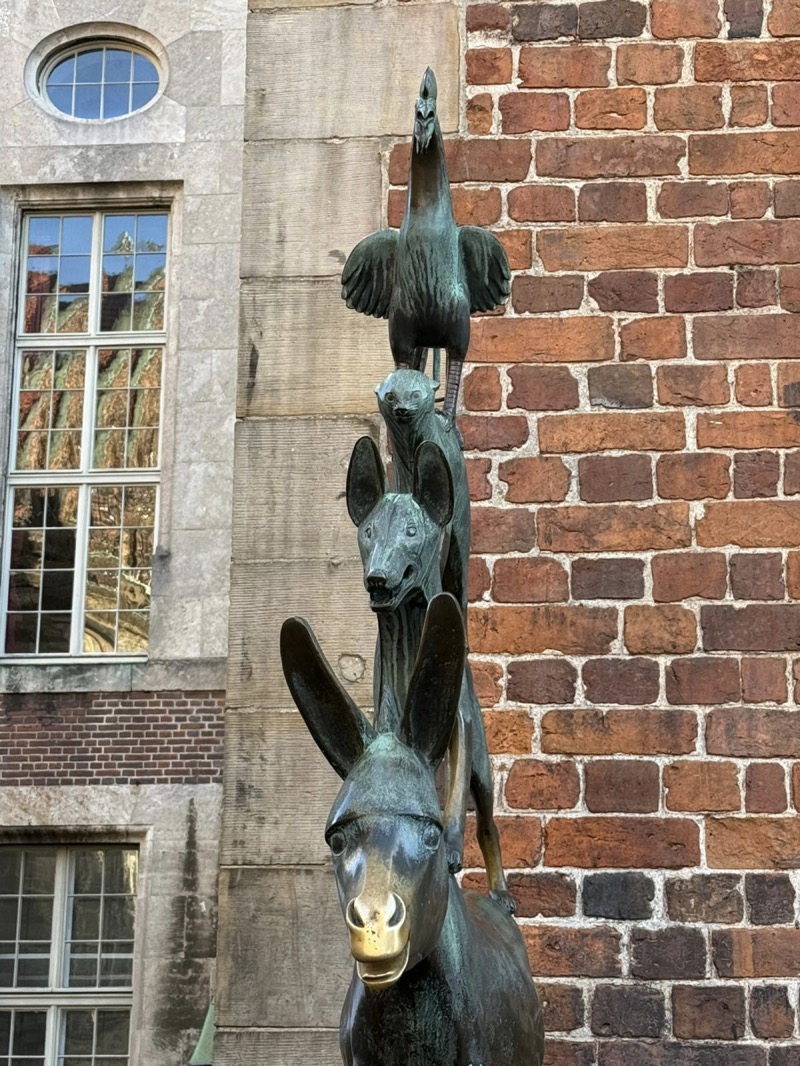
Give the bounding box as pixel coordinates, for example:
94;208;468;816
406;526;417;538
329;831;347;856
422;824;441;849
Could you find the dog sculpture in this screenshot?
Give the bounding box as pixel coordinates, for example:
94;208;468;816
280;593;544;1066
346;436;511;911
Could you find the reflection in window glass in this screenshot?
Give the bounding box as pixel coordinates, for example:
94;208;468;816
45;44;159;121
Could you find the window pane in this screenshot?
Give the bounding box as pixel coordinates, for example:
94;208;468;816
136;215;167;253
102;84;130;120
59;257;91;294
22;851;56;895
102;255;132;293
57;294;89;333
62;217;93;256
10;531;42;572
131;83;157;111
0;898;18;940
82;612;116;654
70;898;100;940
100;295;131;333
13;1010;46;1055
90;487;122;527
97;1009;129;1054
103;850;137;895
4;614;37;654
28;218;60;256
0;851;21;894
63;1011;94;1054
73;851;103;894
75;50;103;83
40;566;74;609
27;257;58;294
74;84;101;120
132;292;163;332
116;613;148;654
103;217;135;255
48;55;75;86
133;52;158;82
18;898;52;940
104;49;131;82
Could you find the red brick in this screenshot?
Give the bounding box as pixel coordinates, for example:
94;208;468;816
538;224;687;271
466;47;512;85
538;135;685;178
540;503;690;552
690;131;800;176
780;265;800;311
699;501;800;546
466;93;493;135
469;605;618;655
471;659;504;706
730;181;772;219
572;557;645;600
625;605;697;654
524;926;621;977
471;507;535;553
467;3;511;32
589;270;658;312
741;658;787;704
713;929;800;976
513;275;584;313
666;657;741;705
656;453;730;500
496;230;532;271
483;710;534;755
508;365;579;410
730;551;784;599
746;763;787;814
389;138;531;184
540;412;685;453
470;316;614;364
737;268;777;307
655;86;724;131
630;928;707;980
789;551;800;594
698;221;800;267
461;414;529;451
773;83;800;126
664;272;733;313
657;180;729;217
672;985;745;1041
469;555;491;600
542;707;697;755
696;40;800;81
787;454;800;495
512;3;578;41
776;181;800;219
500;457;571;504
652;552;728;601
657;365;730;407
576;88;647;130
519;44;612;89
543;1042;595;1066
583;658;660;706
578;182;647;222
585;759;660;812
617;43;684;85
588;365;653;409
697;317;800;364
492;556;569;602
733;452;780;499
506;759;580;810
504;874;576;921
702;604;800;650
508;658;577;704
735;364;772;406
538;983;584;1031
665;761;741;812
666;874;744;923
652;0;721;37
508;185;575;222
546;817;700;869
463;366;501;411
500;92;570;134
770;0;800;35
778;363;800;409
466;458;492;502
620;317;687;360
463;814;542;869
730;84;769;127
389;185;503;228
579;0;647;39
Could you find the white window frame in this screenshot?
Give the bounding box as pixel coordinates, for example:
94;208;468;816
0;208;169;662
0;844;138;1066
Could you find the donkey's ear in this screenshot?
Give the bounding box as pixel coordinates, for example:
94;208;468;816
402;593;465;766
413;441;453;528
346;436;385;526
281;617;376;778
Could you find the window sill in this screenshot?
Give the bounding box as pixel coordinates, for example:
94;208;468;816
0;655;226;693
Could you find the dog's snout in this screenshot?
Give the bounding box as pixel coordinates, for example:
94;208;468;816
367;571;388;590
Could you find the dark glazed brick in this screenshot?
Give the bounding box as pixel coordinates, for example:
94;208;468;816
584;759;660;811
771;1048;800;1066
730;553;785;601
592;984;665;1038
589;271;659;312
508;872;576;917
589;365;653;409
507;658;577;704
539;983;585;1032
579;0;647;39
583;872;654;920
572;558;645;600
750;985;795;1039
775;180;800;219
724;0;764;37
702;605;800;652
734;451;781;499
672;985;746;1042
667;874;744;923
598;1045;767;1066
664;272;734;313
631;927;706;979
746;873;796;925
583;660;660;706
513;3;578;40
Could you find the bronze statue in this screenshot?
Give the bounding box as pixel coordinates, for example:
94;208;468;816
346;435;512;912
280;594;544;1066
341;68;511;422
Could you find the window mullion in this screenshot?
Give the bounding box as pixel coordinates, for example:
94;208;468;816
89;209;103;335
50;848;69;991
45;1002;59;1066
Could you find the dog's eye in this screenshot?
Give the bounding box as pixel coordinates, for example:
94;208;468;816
406;526;417;537
364;526;372;539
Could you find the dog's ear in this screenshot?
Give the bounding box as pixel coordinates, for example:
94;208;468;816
413;441;453;528
346;436;386;526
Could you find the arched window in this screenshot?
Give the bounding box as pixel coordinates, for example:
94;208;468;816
42;43;160;121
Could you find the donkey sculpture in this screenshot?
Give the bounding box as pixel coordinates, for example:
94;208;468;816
346;435;511;912
280;592;544;1066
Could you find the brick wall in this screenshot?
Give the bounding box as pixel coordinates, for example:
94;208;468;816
389;1;800;1062
0;691;224;785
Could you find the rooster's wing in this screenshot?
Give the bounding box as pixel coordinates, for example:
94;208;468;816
459;227;511;313
341;229;398;319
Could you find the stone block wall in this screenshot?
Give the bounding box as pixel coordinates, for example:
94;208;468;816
389;1;800;1062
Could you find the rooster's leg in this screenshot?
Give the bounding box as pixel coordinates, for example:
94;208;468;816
443;351;463;425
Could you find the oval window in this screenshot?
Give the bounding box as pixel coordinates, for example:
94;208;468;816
43;43;160;120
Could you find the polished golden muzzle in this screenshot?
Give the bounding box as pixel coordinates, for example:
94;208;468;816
346;891;410;988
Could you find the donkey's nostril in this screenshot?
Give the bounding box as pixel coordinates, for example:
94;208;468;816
388;894;406;929
347;898;366;929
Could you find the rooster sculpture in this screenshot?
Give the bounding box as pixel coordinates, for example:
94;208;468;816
341;68;511;422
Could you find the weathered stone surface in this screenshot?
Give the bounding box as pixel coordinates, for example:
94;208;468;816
215;1029;340;1065
246;6;459;139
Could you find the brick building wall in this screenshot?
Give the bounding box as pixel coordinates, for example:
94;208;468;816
0;691;224;786
391;0;800;1062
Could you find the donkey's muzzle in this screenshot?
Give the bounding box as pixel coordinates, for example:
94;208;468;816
346;891;410;988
